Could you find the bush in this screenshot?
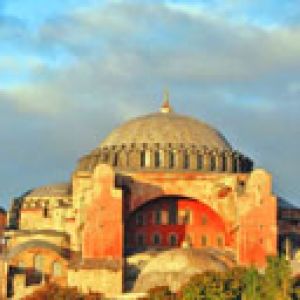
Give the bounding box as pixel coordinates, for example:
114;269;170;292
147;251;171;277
148;286;174;300
22;283;103;300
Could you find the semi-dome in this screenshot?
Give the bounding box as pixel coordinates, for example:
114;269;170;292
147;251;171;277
100;101;231;150
133;248;234;293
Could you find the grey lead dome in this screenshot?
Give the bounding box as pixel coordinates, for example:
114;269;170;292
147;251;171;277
100;111;232;150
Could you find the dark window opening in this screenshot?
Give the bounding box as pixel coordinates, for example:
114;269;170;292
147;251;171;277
169;151;175;168
153;233;161;246
154;151;160;168
154;210;162;225
136;234;145;247
140;151;146;168
183;152;189;169
136;213;144;226
169;234;178;246
211;156;216;171
197;154;203;169
201;235;207;247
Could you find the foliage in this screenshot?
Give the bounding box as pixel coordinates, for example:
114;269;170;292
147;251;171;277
22;283;103;300
261;256;292;300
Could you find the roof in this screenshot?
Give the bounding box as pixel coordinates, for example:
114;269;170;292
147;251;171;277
25;183;72;198
100;111;232;150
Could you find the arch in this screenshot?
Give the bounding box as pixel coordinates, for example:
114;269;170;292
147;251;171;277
125;195;230;253
5;240;69;261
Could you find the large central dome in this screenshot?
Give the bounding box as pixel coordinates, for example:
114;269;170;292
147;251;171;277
100;101;231;150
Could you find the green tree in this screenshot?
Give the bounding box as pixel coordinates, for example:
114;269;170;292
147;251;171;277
241;267;262;300
261;256;292;300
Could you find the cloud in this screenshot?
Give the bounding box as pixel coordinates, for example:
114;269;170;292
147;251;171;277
1;1;300;207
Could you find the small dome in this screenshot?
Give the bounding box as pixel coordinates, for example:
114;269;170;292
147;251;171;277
25;183;72;198
133;248;233;293
100;111;231;150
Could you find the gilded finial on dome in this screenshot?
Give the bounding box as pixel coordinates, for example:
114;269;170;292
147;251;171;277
160;89;173;113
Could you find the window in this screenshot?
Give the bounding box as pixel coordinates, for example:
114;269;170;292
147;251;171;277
136;213;144;226
232;157;238;172
201;235;207;247
154;210;162;225
169;151;175;168
217;236;223;247
197;154;203;169
168;202;177;225
113;153;118;167
169;233;178;246
201;215;207;225
52;261;62;277
154;151;160;168
222;155;227;171
179;210;192;225
211;156;216;171
140;151;146;168
34;254;44;272
43;206;49;218
153;233;161;246
183;152;189;169
136;233;145;247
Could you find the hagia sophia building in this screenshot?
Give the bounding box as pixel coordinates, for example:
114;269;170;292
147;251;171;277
0;96;299;298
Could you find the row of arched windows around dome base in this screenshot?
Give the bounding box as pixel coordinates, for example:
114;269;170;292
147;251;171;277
135;232;224;248
140;150;240;171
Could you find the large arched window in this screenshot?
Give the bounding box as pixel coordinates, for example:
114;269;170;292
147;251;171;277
169;233;178;246
232;157;239;172
34;254;44;272
52;261;62;277
112;152;118;167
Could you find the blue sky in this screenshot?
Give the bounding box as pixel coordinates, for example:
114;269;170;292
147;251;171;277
1;0;300;209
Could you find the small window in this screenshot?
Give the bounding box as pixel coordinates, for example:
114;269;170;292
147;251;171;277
178;210;192;225
201;235;207;247
136;233;145;247
211;156;216;171
168;202;177;225
52;261;62;277
222;155;227;171
201;215;207;225
43;206;49;218
183;152;189;169
169;233;178;246
169;151;175;168
197;154;203;169
217;236;223;247
153;233;161;246
154;210;162;225
140;151;146;168
232;157;238;172
113;153;118;167
154;151;160;168
136;213;144;226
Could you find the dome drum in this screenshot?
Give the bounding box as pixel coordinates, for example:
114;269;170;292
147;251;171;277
76;143;253;173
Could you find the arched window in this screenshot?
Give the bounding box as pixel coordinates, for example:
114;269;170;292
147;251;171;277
233;157;239;172
201;214;207;225
222;155;227;171
154;210;162;225
140;151;146;168
217;236;224;248
136;233;145;247
169;233;178;246
112;152;118;167
197;154;203;169
211;156;216;171
52;261;62;277
154;151;160;168
136;213;145;226
169;151;175;168
201;235;207;247
153;233;161;246
34;254;44;272
183;152;189;169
